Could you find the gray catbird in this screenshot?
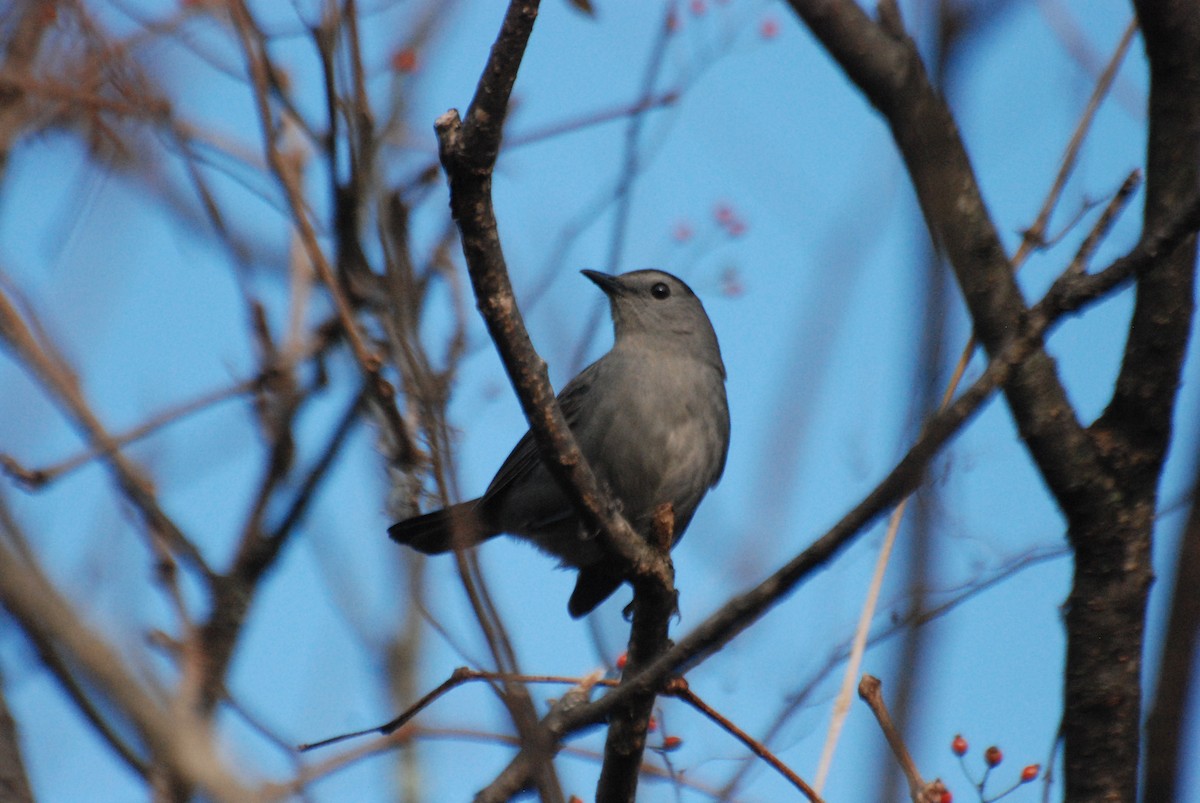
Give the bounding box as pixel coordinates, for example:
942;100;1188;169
388;269;730;617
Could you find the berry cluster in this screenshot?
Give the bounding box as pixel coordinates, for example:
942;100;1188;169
949;733;1040;802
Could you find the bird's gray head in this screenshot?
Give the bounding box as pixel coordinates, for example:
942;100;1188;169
582;269;724;375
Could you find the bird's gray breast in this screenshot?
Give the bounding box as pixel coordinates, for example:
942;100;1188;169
576;349;729;540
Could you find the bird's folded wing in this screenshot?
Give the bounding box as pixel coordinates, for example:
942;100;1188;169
480;361;599;504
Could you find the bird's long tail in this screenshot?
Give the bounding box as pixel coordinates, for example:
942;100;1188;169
388;500;494;554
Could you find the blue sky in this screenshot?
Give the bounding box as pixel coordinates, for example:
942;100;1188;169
1;1;1194;800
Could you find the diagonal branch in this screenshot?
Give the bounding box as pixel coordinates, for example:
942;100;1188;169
784;0;1105;514
0;663;33;803
434;7;668;590
432;4;685;801
0;539;253;802
478;186;1200;789
0;281;212;580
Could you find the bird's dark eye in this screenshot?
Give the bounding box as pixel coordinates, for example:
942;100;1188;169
651;282;671;299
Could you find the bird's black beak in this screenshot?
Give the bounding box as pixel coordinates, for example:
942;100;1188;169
581;270;623;296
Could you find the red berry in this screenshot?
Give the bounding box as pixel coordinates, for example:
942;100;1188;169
662;735;683;751
689;0;706;16
720;268;744;298
391;48;418;73
615;652;627;670
1021;764;1040;782
985;746;1003;767
760;17;780;39
714;203;735;224
939;791;952;803
666;10;680;33
647;716;658;733
951;734;968;756
671;221;693;242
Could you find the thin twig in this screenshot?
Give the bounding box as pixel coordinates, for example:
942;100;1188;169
1016;18;1138;259
858;675;948;803
228;0;417;467
813;497;908;791
0;539;253;801
715;544;1069;800
1;374;262;488
281;721;731;801
299;667;611;752
0;279;213;580
667;678;823;802
506;91;680;149
1065;170;1141;275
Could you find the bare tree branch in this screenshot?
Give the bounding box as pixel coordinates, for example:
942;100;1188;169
1059;3;1200;795
0;540;254;802
0;281;213;579
228;0;417;469
785;0;1103;512
858;676;948;803
0;2;55;180
434;7;669;591
1145;468;1200;801
0;663;33;803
